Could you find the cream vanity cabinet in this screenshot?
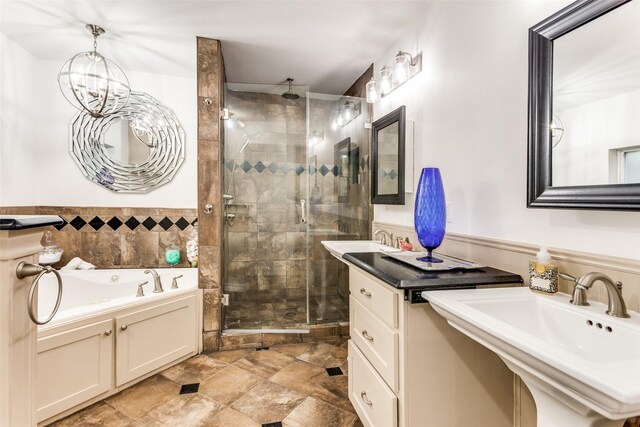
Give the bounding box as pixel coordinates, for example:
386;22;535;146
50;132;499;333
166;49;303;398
346;259;521;427
36;294;198;424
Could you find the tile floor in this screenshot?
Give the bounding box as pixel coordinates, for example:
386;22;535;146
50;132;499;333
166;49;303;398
51;340;362;427
224;296;350;329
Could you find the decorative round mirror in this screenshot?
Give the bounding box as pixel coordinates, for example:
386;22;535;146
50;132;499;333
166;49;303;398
69;91;185;193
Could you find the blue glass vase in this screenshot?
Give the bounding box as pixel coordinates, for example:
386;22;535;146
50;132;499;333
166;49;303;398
414;168;446;263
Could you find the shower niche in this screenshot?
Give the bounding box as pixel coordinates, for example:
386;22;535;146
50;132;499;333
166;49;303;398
221;83;370;331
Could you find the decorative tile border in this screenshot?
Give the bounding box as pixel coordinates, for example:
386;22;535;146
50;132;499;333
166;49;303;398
379;170;399;179
225;161;358;177
55;215;198;232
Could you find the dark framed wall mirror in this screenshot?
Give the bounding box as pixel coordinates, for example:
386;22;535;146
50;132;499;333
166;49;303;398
334;137;360;203
372;105;406;204
528;0;640;210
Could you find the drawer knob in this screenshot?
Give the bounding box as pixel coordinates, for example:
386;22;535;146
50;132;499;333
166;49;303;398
104;329;112;336
360;288;372;297
362;330;374;341
120;325;128;331
361;391;373;406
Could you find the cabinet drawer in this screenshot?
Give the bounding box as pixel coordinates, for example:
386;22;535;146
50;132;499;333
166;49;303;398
350;268;398;329
349;341;397;427
350;297;398;391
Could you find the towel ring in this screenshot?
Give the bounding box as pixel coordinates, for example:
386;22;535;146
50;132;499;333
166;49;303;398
17;262;63;325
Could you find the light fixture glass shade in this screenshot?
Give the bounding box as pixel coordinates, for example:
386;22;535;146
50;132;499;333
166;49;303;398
58;25;130;118
58;51;130;118
393;52;411;84
366;78;378;103
379;66;393;95
343;102;354;121
309;130;324;146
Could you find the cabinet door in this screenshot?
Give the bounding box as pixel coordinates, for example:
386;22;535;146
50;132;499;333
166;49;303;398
36;319;113;422
115;295;197;386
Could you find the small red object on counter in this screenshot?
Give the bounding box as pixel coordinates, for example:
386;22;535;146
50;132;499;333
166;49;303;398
400;238;413;251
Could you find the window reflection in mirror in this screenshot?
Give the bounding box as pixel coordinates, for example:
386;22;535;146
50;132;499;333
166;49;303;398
552;0;640;187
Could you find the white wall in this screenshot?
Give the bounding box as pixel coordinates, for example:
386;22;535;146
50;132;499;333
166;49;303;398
0;34;40;206
553;89;640;186
0;34;197;208
373;1;640;260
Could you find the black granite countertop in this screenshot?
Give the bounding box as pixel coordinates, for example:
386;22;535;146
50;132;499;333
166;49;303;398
0;215;63;230
343;252;523;289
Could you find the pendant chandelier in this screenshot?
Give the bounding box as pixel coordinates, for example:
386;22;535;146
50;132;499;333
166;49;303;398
58;24;130;118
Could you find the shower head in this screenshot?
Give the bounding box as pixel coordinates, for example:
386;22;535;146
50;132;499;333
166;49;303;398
282;78;300;100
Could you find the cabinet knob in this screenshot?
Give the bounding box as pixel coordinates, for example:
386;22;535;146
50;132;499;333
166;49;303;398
120;325;128;331
104;329;112;336
360;288;372;297
362;330;374;341
361;391;373;406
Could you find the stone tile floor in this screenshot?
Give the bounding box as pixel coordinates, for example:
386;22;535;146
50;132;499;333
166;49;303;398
225;296;350;329
51;340;362;427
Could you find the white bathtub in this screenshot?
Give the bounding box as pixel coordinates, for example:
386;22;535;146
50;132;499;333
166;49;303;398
36;268;202;425
38;267;198;327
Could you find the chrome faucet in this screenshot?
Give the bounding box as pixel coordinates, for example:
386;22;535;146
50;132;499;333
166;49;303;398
560;272;630;318
373;229;393;246
144;269;164;293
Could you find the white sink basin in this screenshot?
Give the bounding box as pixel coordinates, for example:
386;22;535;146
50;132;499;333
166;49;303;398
321;240;401;258
422;287;640;427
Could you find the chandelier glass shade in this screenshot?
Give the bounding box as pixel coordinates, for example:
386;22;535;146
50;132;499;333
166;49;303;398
58;24;130;118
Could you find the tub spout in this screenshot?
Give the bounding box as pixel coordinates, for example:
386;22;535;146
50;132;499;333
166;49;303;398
144;269;164;293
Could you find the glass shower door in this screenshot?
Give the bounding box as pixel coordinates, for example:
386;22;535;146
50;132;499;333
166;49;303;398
221;83;370;332
305;93;370;325
222;83;311;331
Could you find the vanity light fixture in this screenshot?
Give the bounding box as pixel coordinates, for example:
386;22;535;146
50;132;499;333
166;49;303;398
309;130;325;146
343;101;357;122
378;66;393;95
366;77;379;103
58;24;130;118
393;51;412;84
366;51;422;103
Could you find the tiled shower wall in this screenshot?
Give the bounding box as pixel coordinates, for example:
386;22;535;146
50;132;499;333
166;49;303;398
222;88;370;321
197;37;225;352
223;89;310;305
0;206;196;268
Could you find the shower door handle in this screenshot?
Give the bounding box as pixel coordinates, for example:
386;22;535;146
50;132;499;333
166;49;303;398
300;199;307;224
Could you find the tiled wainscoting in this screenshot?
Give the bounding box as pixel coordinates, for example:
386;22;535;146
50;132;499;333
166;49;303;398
0;206;197;269
373;221;640;427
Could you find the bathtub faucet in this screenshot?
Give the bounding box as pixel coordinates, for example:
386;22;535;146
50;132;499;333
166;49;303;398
144;269;164;293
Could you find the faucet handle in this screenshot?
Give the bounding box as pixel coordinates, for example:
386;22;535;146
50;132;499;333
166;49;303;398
559;273;577;282
136;281;149;297
172;274;183;289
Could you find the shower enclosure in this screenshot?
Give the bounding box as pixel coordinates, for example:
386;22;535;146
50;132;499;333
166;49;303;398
222;83;370;331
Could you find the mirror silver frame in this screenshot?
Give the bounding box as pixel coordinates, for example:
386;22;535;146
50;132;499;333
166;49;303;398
527;0;640;210
371;105;406;205
69;91;185;193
